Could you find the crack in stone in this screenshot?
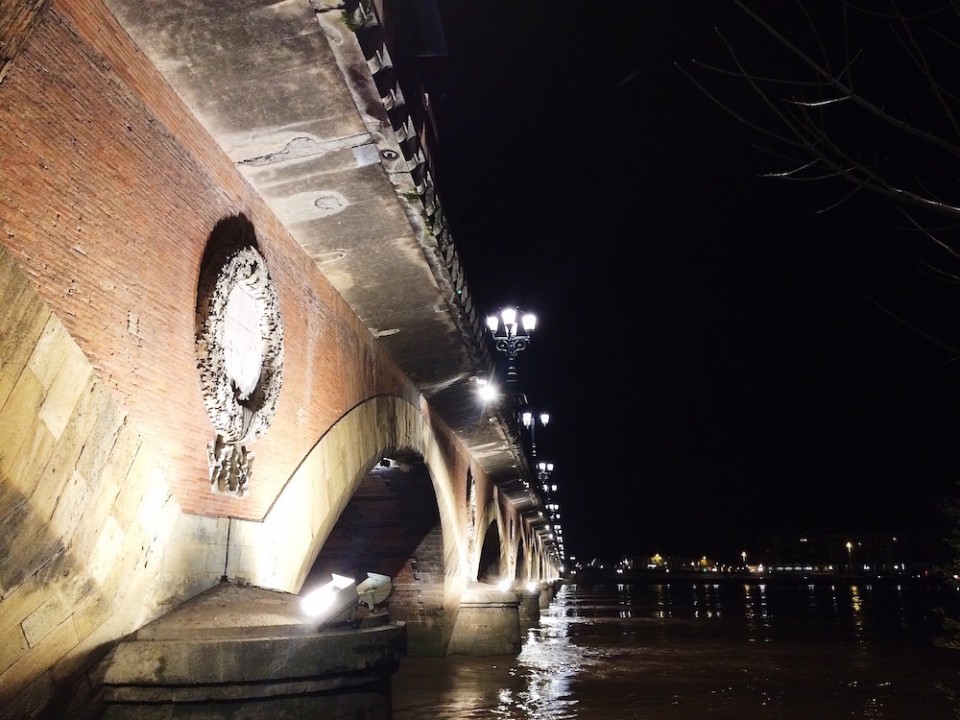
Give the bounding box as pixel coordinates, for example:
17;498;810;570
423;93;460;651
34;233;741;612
238;134;370;167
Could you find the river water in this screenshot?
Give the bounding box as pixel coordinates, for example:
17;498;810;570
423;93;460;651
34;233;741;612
391;580;960;719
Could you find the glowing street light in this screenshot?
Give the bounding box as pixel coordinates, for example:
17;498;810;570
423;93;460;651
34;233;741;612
537;461;555;495
486;307;537;383
476;377;498;404
521;409;549;457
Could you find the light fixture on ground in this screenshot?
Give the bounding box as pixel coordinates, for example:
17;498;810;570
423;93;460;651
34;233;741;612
356;572;393;612
301;573;358;624
486;307;537;384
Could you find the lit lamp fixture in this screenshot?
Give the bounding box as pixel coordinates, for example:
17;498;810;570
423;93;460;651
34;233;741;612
301;573;358;624
301;571;395;623
537;461;555;495
521;410;549;457
486;307;537;383
476;377;498;404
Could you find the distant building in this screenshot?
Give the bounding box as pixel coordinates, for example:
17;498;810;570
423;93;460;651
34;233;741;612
758;533;909;575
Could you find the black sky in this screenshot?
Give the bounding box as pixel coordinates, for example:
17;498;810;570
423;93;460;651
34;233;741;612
428;1;960;564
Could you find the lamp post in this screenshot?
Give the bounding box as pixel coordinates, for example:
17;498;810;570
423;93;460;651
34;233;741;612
486;307;537;384
521;409;549;457
536;461;555;498
846;541;853;570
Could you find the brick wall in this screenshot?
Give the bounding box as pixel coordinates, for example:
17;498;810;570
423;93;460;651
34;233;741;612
0;0;414;521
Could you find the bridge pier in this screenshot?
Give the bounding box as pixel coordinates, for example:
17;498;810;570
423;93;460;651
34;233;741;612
518;584;541;630
446;582;521;655
539;581;556;609
98;583;405;720
388;580;452;657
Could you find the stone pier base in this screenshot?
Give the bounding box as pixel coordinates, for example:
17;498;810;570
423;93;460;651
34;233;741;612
519;586;541;629
446;582;521;655
97;583;405;720
539;581;555;609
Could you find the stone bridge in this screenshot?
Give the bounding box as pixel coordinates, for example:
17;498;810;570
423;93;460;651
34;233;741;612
0;1;562;718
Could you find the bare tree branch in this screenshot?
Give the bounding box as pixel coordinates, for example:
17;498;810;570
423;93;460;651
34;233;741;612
733;0;960;160
682;0;960;264
862;292;960;359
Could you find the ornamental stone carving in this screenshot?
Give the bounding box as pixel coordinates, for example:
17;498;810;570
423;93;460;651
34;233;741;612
196;241;284;497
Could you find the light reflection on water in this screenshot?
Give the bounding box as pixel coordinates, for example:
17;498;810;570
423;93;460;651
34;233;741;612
391;581;959;719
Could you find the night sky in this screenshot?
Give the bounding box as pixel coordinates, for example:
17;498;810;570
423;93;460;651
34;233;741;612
428;1;960;565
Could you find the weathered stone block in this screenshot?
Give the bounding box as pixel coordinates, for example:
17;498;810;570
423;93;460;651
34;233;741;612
0;369;46;493
35;325;92;440
1;617;79;696
0;622;29;676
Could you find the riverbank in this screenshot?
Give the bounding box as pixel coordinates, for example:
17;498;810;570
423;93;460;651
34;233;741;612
568;568;949;587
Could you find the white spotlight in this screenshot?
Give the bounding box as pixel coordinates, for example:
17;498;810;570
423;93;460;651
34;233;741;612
301;573;357;621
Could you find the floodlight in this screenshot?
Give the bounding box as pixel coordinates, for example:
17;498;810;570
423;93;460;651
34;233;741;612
356;572;393;612
301;573;358;623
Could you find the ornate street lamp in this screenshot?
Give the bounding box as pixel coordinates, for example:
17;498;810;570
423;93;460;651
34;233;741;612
536;461;557;503
486;307;537;384
521;409;549;457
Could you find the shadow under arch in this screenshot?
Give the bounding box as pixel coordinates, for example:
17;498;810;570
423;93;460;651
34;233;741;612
476;503;504;585
515;539;527;582
523;527;542;581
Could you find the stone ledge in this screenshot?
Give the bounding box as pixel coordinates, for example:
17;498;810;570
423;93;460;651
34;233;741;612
99;583;406;696
104;668;393;703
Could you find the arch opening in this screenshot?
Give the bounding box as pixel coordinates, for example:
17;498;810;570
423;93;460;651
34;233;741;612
304;454;449;655
477;520;502;585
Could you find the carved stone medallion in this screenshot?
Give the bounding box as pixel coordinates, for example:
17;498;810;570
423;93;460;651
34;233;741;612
196;244;284;497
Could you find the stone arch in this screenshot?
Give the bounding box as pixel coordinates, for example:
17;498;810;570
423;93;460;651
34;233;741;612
228;394;466;597
515;539;526;582
305;455;451;655
465;468;477;572
475;500;505;584
526;530;541;581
